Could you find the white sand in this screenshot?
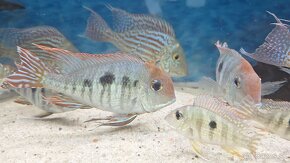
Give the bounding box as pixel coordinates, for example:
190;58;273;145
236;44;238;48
0;91;289;162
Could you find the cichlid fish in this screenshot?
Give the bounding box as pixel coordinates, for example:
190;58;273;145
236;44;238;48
84;6;187;77
252;99;290;140
165;95;264;159
175;41;285;107
3;46;176;125
0;26;78;62
240;12;290;72
215;41;262;105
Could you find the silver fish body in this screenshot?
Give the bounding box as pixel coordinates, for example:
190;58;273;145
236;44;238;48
165;95;262;158
4;46;176;115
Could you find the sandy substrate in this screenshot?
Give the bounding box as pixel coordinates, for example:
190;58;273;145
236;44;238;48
0;91;289;162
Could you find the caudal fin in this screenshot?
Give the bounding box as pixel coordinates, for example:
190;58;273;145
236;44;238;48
2;47;49;88
83;6;114;42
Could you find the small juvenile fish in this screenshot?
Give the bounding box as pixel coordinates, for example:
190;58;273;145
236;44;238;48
240;12;290;70
84;6;187;77
0;26;78;62
3;46;175;125
165;95;263;159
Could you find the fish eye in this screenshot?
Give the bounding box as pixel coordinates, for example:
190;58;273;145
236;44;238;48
209;121;217;129
151;79;162;91
234;77;241;88
173;54;180;60
175;110;183;120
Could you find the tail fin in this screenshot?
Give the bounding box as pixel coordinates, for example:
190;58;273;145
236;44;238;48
2;47;49;88
83;6;114;42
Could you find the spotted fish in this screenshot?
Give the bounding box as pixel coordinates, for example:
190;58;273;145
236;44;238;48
240;12;290;72
165;95;264;159
84;6;187;77
0;26;78;63
252;99;290;140
3;46;175;121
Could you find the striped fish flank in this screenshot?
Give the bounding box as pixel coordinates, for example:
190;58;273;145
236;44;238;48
84;7;187;77
165;95;264;159
0;26;78;62
3;46;175;115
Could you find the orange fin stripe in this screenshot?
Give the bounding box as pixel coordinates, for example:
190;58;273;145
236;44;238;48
3;46;47;88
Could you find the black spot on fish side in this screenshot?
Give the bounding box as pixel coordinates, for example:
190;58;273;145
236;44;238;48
100;72;115;86
133;80;139;87
122;76;130;87
218;61;223;73
83;79;92;87
288;119;290;126
209;121;217;129
31;88;37;93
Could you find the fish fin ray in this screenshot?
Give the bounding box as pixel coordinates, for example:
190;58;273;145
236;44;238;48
2;47;49;88
83;6;114;42
261;80;287;96
108;5;175;37
215;41;241;57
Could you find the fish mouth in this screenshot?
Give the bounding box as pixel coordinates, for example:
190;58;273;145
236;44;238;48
142;98;176;113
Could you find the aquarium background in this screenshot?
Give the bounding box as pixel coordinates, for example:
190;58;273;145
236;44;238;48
0;0;289;82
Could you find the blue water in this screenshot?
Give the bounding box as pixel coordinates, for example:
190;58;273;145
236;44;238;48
0;0;289;81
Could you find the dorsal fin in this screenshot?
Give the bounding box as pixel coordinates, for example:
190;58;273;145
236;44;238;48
33;44;144;74
192;95;255;123
215;41;242;58
106;4;175;37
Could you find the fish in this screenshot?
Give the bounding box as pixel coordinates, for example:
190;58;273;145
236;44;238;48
175;41;286;107
165;95;264;159
0;26;78;62
0;0;24;11
240;12;290;70
252;99;290;140
3;46;176;125
84;6;187;77
215;41;262;106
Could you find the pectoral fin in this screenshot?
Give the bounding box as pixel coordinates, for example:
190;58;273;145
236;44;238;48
221;146;244;160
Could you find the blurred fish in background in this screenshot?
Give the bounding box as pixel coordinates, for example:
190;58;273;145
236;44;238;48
84;5;187;77
0;26;78;62
240;12;289;72
0;0;24;11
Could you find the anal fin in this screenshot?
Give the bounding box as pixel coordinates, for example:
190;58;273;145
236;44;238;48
14;97;32;105
44;94;92;109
